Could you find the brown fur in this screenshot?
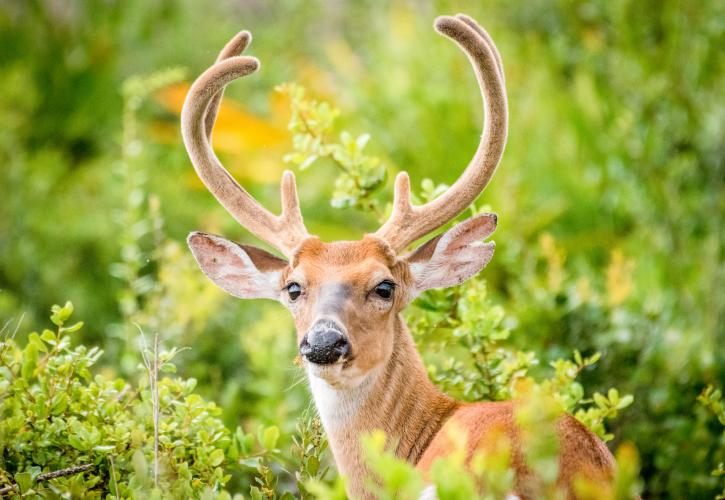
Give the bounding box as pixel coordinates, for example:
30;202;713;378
418;402;615;499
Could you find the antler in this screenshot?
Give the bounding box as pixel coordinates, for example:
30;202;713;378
181;31;309;257
375;14;508;252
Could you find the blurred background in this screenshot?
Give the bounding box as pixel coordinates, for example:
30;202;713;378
0;0;722;497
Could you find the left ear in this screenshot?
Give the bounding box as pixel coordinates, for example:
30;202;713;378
187;232;288;301
405;213;497;296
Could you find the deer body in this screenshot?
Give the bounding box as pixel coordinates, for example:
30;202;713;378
180;14;616;499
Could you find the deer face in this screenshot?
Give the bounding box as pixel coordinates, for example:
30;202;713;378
188;213;496;388
281;236;404;387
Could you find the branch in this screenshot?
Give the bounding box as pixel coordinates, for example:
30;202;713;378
0;464;94;495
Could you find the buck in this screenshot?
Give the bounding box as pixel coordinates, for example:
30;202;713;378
181;14;616;499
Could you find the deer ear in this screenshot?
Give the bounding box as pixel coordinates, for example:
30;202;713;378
405;213;496;296
187;232;287;301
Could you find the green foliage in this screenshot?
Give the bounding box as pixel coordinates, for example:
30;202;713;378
699;386;725;499
0;304;232;497
277;83;386;215
291;411;330;499
0;1;722;498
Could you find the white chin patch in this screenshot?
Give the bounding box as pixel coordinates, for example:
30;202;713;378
306;361;379;429
305;359;370;390
306;361;346;386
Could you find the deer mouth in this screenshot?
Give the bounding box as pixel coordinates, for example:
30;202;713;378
306;358;346;385
305;355;371;389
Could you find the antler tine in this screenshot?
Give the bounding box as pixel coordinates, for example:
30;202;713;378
181;37;309;257
204;30;252;140
375;15;508;253
455;14;505;85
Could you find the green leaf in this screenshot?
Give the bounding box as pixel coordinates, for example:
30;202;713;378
593;392;610;409
93;445;116;453
250;486;264;500
60;321;84;333
617;394;634;410
28;332;48;353
132;449;149;480
160;362;177;373
608;388;620;405
298;154;318;170
586;352;602;365
14;472;32;493
40;329;56;344
68;435;89;451
50;301;73;326
262;425;280;450
239;457;262;469
51;392;69;415
21;342;38;380
209;448;225;467
356;133;370;150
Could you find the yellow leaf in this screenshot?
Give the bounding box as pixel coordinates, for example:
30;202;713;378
606;249;635;306
154;82;293;185
154;83;289;152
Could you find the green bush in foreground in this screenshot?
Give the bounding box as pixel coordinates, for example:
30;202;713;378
0;301;640;499
0;303;330;499
699;386;725;499
0;302;233;498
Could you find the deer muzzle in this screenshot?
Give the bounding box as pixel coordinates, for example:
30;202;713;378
299;320;351;365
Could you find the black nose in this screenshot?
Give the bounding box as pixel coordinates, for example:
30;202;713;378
299;328;351;365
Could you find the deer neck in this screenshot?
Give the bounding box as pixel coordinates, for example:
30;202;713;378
306;315;458;496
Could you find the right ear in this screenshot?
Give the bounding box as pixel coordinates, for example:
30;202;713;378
404;213;497;298
187;232;288;301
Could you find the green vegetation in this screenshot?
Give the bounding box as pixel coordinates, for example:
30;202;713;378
0;0;722;498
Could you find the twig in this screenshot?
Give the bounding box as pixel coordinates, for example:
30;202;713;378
139;328;160;489
38;464;93;481
109;456;120;500
0;313;25;341
115;384;131;402
0;464;93;495
152;332;159;489
0;318;13;337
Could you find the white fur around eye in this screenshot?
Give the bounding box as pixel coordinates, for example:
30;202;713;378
368;295;394;312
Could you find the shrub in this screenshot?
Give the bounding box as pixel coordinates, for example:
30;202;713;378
0;302;231;497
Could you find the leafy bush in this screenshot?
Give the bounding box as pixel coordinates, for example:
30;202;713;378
0;302;234;497
0;1;721;497
699;386;725;499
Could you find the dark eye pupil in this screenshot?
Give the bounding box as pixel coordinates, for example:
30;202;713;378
287;283;302;301
375;281;394;299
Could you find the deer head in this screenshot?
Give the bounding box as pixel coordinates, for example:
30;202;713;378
181;14;506;389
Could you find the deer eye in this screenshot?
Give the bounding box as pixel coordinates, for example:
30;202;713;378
286;282;302;301
373;280;395;300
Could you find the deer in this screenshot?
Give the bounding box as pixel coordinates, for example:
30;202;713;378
180;13;616;499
